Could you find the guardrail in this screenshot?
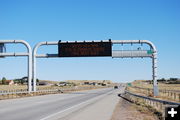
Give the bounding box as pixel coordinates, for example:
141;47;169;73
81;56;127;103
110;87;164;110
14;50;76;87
125;90;180;105
124;90;180;119
0;86;107;100
127;86;180;102
0;89;61;100
0;89;28;95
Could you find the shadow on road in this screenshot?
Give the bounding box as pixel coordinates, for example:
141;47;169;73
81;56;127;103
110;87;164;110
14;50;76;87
117;94;133;103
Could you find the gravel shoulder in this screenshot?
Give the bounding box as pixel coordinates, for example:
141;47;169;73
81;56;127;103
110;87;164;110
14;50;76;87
111;97;159;120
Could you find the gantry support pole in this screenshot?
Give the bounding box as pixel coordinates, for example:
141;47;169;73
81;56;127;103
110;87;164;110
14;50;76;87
112;40;158;96
0;40;32;93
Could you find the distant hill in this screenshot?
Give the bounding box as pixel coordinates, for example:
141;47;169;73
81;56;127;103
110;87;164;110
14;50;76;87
39;80;59;84
65;80;112;84
38;80;113;85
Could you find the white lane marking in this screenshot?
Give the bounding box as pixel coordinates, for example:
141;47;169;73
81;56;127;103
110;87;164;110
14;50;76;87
0;94;83;113
40;89;113;120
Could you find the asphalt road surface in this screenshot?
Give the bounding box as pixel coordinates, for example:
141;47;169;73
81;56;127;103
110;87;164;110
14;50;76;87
0;87;124;120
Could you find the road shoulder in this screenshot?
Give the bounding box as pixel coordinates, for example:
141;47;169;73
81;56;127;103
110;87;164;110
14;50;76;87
111;97;159;120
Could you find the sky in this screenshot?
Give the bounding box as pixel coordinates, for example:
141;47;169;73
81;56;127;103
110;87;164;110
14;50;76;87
0;0;180;83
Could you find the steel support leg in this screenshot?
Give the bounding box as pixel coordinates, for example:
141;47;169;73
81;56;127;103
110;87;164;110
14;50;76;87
153;53;158;96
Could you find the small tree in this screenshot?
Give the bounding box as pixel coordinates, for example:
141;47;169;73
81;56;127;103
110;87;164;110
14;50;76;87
2;77;7;85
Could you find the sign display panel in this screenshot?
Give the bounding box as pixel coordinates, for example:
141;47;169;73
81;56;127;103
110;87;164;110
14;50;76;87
58;41;112;57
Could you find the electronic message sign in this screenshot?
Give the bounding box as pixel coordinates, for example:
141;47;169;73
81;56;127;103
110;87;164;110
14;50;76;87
58;41;112;57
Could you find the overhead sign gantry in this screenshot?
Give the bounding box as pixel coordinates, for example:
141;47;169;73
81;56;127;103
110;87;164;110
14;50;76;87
0;40;32;93
32;39;158;96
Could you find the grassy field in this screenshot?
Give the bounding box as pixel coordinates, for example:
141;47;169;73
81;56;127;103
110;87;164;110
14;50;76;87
0;85;60;91
0;84;111;91
127;80;180;102
0;79;114;92
132;80;180;91
66;80;112;84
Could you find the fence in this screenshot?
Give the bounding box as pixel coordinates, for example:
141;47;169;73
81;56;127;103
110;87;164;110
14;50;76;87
124;90;180;119
0;89;61;100
0;86;107;100
127;86;180;102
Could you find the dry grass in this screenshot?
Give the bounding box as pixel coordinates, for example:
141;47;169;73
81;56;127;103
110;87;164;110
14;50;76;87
0;84;108;91
132;80;180;91
127;80;180;102
0;85;60;91
0;85;27;91
0;79;114;92
111;98;158;120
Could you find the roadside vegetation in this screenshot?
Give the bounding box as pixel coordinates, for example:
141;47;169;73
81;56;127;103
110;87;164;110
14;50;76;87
127;78;180;102
123;78;180;120
131;78;180;91
0;77;113;91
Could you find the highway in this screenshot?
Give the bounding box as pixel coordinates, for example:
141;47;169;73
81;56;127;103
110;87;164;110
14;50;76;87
0;87;124;120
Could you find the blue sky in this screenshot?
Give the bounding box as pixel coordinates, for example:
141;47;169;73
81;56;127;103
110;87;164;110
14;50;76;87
0;0;180;82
